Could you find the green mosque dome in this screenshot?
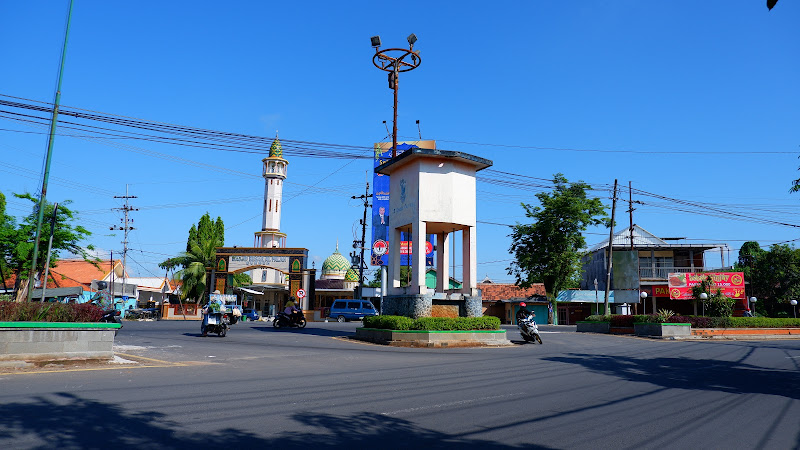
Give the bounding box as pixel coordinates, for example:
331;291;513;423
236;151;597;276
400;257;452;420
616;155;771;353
269;138;283;158
344;267;359;282
321;245;351;279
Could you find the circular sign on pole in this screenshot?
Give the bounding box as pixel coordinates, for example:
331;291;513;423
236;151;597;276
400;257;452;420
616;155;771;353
296;289;306;299
373;239;388;256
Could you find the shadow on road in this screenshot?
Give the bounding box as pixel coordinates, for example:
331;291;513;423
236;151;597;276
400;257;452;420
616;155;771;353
0;392;553;449
249;326;353;338
544;353;800;400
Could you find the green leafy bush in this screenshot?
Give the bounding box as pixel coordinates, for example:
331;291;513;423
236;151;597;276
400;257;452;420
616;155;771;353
583;315;608;322
363;315;413;330
0;301;104;322
705;296;735;317
363;315;500;331
728;317;800;328
609;315;634;327
656;309;676;323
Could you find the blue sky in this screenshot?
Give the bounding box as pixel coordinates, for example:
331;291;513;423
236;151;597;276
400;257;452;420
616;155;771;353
1;1;798;284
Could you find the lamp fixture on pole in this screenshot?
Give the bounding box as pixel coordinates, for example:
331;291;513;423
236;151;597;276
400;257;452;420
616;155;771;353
640;291;648;315
791;299;798;319
371;34;422;158
699;292;708;317
750;296;757;317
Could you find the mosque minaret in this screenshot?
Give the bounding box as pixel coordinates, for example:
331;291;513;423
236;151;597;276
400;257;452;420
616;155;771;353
253;137;288;286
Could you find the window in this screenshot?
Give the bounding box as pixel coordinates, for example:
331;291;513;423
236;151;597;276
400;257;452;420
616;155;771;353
269;199;272;212
276;200;279;212
362;302;374;310
347;302;360;310
332;301;345;309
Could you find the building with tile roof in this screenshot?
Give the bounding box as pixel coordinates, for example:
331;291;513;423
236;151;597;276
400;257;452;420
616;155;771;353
581;224;728;317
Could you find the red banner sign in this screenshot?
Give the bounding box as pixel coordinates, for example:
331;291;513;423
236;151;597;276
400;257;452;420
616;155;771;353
668;272;745;300
652;285;670;297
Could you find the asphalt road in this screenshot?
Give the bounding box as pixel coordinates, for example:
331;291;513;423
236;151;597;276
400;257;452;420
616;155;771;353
2;319;800;449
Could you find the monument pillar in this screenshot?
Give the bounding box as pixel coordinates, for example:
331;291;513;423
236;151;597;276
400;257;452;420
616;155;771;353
375;148;492;318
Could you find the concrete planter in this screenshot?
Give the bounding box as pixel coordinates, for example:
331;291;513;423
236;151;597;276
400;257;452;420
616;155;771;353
692;327;800;339
0;322;121;361
355;328;510;347
634;322;691;338
576;322;611;333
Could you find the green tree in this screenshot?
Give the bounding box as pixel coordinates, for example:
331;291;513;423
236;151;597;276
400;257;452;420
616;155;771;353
160;212;225;271
733;241;764;298
507;174;608;324
0;192;18;291
232;272;252;287
749;244;800;316
2;192;96;300
691;275;735;317
160;212;226;303
175;239;219;303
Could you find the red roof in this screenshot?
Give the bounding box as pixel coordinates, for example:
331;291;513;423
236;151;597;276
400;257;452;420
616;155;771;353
1;259;124;291
478;282;546;301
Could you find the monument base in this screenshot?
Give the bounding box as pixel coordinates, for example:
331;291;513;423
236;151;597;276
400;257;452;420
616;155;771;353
381;293;482;318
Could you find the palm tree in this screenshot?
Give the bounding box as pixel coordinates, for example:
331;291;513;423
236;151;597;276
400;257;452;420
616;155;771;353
175;238;219;303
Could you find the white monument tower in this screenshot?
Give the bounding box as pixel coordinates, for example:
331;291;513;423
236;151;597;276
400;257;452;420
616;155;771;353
253;136;288;285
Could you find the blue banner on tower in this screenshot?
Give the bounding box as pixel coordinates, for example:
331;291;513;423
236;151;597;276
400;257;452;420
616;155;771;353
370;141;435;267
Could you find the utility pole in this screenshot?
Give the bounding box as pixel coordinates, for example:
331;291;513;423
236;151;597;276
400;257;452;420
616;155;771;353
26;0;75;302
351;181;372;300
111;185;137;306
604;179;618;317
40;203;59;302
628;181;634;251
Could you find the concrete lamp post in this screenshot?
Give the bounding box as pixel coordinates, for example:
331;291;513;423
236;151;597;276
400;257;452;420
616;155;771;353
699;292;708;317
791;299;797;319
640;291;648;315
750;297;757;317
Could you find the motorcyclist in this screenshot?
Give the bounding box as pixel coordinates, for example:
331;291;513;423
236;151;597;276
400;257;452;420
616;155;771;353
283;296;302;325
516;302;534;324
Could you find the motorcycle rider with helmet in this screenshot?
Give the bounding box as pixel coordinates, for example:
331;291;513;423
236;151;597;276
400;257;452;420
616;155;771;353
516;302;534;324
283;296;302;325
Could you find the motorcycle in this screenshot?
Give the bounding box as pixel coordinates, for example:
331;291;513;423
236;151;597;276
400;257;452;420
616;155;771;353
518;314;542;344
201;311;230;337
273;311;307;329
99;309;122;336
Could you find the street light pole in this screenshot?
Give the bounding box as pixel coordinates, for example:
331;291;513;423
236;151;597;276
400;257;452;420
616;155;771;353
700;292;708;317
640;291;648;315
750;296;757;317
791;299;797;319
371;34;422;158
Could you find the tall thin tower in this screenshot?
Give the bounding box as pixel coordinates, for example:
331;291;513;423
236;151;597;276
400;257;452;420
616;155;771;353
255;136;288;249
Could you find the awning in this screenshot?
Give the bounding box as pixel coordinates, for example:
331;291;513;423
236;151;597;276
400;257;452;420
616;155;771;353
237;287;264;295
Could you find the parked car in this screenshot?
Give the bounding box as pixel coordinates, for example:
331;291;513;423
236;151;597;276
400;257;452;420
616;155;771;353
242;308;260;321
328;299;378;322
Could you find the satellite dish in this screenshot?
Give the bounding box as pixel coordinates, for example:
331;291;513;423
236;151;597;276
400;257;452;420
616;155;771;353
114;264;124;278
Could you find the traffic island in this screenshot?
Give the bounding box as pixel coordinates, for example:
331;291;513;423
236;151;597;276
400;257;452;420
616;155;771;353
355;328;511;347
576;322;610;333
0;322;121;361
634;322;692;338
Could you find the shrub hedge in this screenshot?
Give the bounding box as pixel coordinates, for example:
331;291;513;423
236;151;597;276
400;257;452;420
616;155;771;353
363;315;413;330
363;315;501;331
577;314;800;329
727;317;800;328
0;301;105;322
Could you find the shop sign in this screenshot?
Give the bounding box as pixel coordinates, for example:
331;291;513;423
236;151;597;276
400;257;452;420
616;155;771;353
668;272;745;300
